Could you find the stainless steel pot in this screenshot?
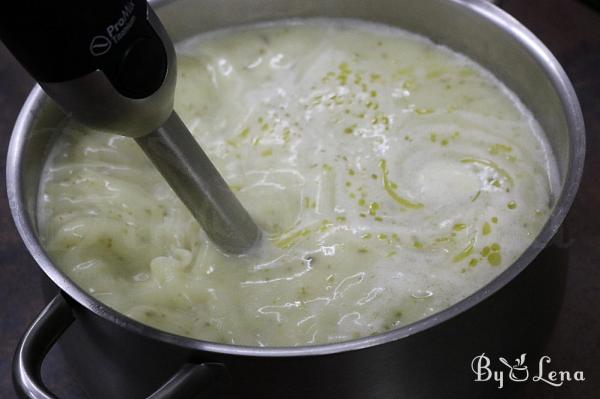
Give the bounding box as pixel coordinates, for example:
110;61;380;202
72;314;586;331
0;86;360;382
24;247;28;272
7;0;585;398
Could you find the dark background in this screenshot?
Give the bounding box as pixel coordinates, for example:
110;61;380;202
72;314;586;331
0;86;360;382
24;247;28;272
1;0;598;397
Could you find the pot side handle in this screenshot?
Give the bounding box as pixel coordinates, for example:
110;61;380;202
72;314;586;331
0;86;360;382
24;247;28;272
13;294;225;399
13;294;74;399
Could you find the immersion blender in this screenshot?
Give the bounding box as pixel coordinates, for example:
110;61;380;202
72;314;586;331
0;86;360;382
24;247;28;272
1;0;261;254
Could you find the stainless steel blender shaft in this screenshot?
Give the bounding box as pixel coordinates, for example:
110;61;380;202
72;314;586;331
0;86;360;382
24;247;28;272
1;0;262;254
136;112;261;254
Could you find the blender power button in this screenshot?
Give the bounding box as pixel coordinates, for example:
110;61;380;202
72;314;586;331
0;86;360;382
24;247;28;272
116;36;167;99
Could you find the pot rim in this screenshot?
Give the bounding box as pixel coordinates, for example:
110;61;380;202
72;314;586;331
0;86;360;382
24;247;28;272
6;0;585;358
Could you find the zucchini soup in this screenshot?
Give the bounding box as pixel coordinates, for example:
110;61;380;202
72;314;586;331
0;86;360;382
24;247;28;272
38;19;558;346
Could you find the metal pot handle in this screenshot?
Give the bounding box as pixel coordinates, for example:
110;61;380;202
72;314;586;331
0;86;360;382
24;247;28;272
13;294;224;399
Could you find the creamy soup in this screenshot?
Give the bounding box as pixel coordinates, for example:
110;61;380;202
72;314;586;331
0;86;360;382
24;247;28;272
38;19;558;346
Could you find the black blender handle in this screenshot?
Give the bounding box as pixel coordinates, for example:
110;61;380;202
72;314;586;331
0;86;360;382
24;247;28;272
0;0;167;99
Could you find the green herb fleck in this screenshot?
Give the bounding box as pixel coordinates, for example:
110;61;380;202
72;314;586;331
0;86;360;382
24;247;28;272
453;238;475;262
379;159;424;209
482;222;491;236
453;223;467;232
415;108;434;115
488;252;501;266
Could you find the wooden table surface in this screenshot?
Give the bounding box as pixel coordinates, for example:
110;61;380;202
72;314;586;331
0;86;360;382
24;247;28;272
1;0;598;397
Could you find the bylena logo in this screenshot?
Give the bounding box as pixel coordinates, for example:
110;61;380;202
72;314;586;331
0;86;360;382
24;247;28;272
499;353;529;382
471;353;585;389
